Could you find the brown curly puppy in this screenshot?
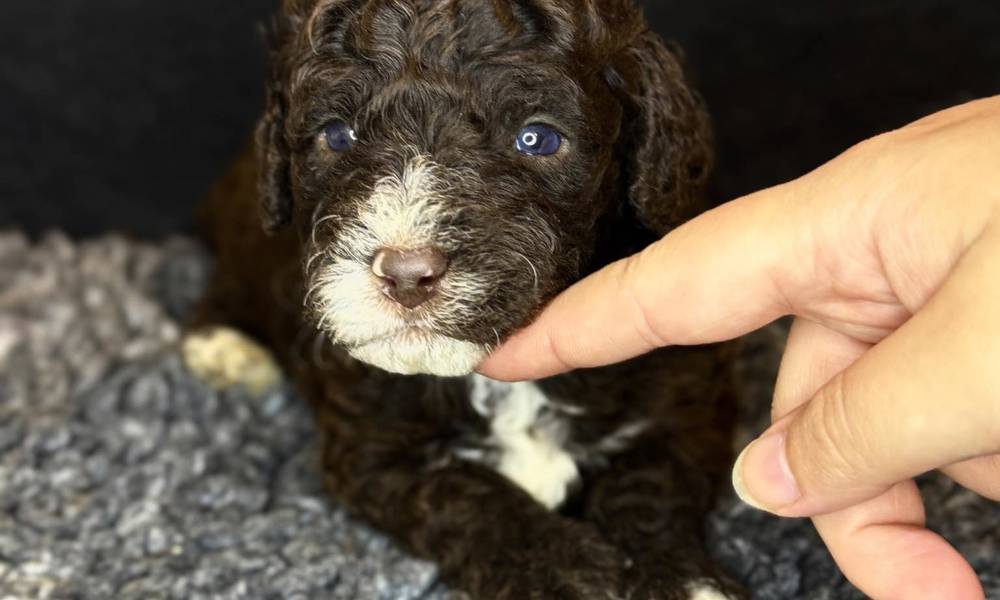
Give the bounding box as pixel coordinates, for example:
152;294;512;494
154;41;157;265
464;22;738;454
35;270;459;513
187;1;744;598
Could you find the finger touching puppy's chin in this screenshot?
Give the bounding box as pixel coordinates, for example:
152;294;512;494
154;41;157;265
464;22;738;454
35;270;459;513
348;334;488;377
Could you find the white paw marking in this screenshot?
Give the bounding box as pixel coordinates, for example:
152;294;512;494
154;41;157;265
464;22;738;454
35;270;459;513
181;327;282;394
467;375;579;509
687;583;735;600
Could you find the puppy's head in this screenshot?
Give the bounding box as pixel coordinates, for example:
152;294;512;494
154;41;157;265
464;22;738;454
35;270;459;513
257;0;711;376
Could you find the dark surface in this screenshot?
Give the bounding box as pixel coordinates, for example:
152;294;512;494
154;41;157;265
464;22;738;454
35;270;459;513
0;1;273;237
2;1;999;237
650;0;1000;204
0;233;451;600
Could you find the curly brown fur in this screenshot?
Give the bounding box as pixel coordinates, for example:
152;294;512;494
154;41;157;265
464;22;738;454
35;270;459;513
193;1;742;598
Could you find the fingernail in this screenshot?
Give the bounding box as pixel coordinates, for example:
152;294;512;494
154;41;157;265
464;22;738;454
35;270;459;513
732;431;801;511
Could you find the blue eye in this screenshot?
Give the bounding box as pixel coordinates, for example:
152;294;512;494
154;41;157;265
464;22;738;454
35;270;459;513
324;120;357;152
515;123;562;156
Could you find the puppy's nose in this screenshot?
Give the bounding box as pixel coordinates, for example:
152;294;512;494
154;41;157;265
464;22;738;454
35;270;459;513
371;247;449;309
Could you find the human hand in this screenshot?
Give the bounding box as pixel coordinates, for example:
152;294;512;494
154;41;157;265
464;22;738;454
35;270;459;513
479;97;1000;599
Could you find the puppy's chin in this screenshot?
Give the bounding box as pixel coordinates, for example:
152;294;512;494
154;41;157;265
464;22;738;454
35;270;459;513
349;332;488;377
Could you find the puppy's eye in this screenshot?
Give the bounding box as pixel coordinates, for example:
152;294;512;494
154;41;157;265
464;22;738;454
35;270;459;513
515;123;562;156
324;120;357;152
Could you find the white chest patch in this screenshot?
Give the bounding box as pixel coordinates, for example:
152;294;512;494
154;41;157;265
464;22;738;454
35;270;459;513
467;375;579;509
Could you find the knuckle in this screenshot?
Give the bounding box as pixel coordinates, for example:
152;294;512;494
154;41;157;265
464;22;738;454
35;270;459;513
976;456;1000;501
790;373;875;492
617;250;669;349
845;128;922;181
843;129;900;163
954;455;1000;502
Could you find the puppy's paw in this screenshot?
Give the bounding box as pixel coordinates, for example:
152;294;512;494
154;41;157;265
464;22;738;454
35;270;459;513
492;564;626;600
685;581;744;600
181;327;282;394
625;569;747;600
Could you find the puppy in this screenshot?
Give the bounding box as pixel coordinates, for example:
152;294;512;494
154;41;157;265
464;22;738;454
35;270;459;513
186;0;743;598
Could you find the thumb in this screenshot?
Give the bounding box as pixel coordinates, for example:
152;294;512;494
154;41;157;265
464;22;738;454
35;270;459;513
733;229;1000;517
478;183;807;381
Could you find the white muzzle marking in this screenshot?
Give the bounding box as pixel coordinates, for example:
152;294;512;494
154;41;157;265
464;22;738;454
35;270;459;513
311;156;489;376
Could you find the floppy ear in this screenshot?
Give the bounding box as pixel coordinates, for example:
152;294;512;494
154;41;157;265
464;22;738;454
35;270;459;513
255;19;294;233
615;31;713;235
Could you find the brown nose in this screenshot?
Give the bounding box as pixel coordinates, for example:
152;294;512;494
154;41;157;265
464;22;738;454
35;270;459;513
371;247;449;309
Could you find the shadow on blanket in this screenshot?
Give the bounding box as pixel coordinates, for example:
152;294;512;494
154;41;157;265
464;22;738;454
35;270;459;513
0;232;997;599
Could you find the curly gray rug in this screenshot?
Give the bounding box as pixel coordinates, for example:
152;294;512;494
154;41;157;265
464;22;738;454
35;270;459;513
1;232;997;599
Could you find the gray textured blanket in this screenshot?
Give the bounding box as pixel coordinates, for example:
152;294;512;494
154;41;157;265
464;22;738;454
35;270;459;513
1;232;997;599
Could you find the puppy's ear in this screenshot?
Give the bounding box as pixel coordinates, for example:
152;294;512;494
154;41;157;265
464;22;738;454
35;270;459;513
255;19;294;233
613;31;713;235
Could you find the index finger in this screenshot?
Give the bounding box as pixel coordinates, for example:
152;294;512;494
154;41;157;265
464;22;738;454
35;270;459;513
478;184;803;380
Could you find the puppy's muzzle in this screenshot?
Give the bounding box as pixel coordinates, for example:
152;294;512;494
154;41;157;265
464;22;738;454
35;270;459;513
371;246;449;309
310;157;490;376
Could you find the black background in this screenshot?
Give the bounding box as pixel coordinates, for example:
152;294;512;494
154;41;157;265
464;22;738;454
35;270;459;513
2;1;998;238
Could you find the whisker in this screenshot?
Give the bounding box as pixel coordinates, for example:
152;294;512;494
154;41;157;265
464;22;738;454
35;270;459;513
514;251;539;292
310;200;325;227
311;213;344;248
311;330;334;369
304;250;325;278
303;277;326;308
